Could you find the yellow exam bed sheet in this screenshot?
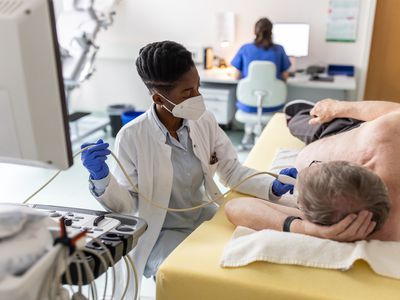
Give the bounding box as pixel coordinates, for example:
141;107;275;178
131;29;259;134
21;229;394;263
156;113;400;300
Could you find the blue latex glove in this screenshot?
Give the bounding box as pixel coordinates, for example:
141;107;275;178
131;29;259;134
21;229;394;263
271;168;298;197
81;139;111;180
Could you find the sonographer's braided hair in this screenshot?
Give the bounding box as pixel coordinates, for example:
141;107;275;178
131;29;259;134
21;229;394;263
135;41;194;92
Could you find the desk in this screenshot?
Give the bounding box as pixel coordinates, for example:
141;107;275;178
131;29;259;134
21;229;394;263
198;68;238;125
198;67;239;84
198;67;356;90
198;68;357;125
286;73;356;102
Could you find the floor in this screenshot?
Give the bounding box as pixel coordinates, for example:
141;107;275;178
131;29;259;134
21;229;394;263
0;125;250;300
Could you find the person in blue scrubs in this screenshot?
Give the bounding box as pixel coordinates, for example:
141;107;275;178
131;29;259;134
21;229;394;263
231;18;291;81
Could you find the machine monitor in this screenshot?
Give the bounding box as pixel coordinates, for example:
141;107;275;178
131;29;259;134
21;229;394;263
0;0;73;169
273;23;310;57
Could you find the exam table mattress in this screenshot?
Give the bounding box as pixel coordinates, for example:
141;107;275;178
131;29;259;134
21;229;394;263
156;113;400;300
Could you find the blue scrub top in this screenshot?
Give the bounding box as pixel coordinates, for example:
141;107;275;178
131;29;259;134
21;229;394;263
230;43;291;80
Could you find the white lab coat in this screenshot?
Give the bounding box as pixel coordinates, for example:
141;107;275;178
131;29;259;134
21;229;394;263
93;108;275;291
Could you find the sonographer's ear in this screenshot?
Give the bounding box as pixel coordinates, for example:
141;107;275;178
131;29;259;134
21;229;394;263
151;93;163;105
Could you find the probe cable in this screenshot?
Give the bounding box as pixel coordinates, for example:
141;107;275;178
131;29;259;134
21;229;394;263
23;145;295;211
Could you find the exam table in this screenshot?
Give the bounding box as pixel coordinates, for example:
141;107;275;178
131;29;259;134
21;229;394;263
156;113;400;300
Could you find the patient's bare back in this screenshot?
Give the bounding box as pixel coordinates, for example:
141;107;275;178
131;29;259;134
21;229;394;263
296;111;400;181
295;111;400;240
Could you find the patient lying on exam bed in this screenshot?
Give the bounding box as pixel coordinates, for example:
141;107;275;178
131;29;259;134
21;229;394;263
225;99;400;242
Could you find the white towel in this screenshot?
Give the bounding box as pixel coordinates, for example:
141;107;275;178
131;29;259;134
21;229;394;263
220;226;400;280
268;148;301;173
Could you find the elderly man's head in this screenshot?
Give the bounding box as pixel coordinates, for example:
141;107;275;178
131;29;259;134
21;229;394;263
297;161;391;232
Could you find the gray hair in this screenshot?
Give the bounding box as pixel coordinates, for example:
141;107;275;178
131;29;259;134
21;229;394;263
297;161;390;233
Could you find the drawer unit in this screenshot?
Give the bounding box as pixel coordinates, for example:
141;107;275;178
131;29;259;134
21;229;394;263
200;85;236;125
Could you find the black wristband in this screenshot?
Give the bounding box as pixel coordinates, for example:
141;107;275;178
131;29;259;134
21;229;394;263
283;216;302;232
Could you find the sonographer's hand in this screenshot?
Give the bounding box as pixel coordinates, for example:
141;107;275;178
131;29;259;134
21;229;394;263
81;139;111;180
302;210;376;242
309;98;340;125
271;168;298;197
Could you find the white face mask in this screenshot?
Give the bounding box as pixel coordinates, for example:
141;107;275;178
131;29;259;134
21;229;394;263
159;94;206;121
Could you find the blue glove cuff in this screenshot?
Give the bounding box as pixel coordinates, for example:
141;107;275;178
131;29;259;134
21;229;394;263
89;167;109;180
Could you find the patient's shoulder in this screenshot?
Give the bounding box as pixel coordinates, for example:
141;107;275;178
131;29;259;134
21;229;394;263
369;111;400;142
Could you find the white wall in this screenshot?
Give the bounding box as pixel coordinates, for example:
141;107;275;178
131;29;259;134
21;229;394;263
70;0;376;112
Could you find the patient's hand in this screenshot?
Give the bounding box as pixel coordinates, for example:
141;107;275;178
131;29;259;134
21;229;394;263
309;99;340;125
301;210;376;242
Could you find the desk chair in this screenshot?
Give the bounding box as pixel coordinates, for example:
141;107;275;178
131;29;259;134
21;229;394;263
235;61;287;149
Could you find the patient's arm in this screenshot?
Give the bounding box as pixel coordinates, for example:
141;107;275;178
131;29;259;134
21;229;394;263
225;197;303;231
309;99;400;125
225;197;376;242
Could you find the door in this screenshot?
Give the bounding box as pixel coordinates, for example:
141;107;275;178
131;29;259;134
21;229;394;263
364;0;400;102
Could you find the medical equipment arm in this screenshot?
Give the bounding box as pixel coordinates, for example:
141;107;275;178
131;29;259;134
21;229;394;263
309;99;400;124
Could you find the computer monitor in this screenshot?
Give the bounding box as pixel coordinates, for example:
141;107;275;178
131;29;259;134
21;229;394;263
0;0;73;169
273;23;310;57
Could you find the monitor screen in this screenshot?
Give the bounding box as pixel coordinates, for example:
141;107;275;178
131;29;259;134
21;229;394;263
273;23;310;57
0;0;73;169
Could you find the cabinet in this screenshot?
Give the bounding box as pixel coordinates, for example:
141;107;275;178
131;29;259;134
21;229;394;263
200;83;236;125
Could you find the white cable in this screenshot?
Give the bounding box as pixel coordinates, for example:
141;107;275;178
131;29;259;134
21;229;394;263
37;244;63;300
24;169;62;204
85;248;108;299
96;255;109;300
49;246;67;300
84;247;115;300
71;252;93;300
92;238;116;299
87;284;91;300
64;249;76;295
49;246;66;300
75;245;109;300
126;255;139;300
100;265;109;300
23;146;289;212
76;250;98;300
75;252;84;295
89;281;96;300
120;257;131;300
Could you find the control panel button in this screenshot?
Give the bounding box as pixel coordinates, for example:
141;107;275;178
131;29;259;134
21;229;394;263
116;226;134;232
